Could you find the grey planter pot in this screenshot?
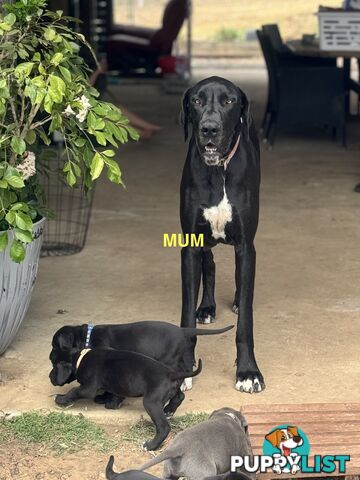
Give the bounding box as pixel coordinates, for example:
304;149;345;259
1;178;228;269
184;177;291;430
0;217;45;355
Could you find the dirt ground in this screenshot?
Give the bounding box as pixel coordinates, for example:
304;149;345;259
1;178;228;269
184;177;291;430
1;63;360;477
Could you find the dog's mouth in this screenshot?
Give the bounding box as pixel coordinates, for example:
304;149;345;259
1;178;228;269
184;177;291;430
283;446;291;456
202;142;221;166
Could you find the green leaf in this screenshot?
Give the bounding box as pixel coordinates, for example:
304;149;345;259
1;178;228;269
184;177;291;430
14;62;34;79
104;157;122;185
95;131;106;146
0;179;8;188
102;149;116;158
51;52;64;66
58;65;71;83
25;129;36;145
14;228;33;243
44;27;56;41
48;74;65;103
90;152;104;180
7;176;25;189
74;137;86;148
10;239;26;263
86;111;97;130
10;202;29;212
5;211;16;226
66;169;76;187
126;125;140;141
11;136;26;155
38;128;51;145
4;13;16;26
44;94;53;114
15;212;32;231
0;232;8;252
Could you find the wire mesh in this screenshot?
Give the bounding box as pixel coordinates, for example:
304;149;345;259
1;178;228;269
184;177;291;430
40;149;95;257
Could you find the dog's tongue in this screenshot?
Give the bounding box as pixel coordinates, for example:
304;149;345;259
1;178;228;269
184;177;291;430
283;446;291;456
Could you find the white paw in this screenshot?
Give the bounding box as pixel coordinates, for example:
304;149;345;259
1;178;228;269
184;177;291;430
181;377;193;392
291;465;300;474
235;377;263;394
232;304;238;315
273;465;282;475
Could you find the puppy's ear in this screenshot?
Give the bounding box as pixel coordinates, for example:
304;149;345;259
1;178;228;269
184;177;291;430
54;327;74;351
180;87;191;141
265;429;282;448
288;426;299;437
56;362;73;386
237;87;251;141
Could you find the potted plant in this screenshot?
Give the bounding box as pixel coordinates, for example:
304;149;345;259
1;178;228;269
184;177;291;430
0;0;138;354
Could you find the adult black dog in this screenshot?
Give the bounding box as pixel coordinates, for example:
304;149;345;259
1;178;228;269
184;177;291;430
55;348;202;451
180;76;264;394
50;321;232;391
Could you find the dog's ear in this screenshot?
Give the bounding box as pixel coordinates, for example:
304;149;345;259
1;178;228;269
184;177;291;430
55;362;73;386
265;429;282;448
54;327;74;351
180;87;191;141
288;426;299;437
237;87;251;141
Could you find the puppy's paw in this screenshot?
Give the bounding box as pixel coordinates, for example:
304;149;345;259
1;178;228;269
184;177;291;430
232;303;239;315
235;374;265;394
196;305;216;324
180;377;193;392
142;440;160;451
55;394;73;407
105;399;123;410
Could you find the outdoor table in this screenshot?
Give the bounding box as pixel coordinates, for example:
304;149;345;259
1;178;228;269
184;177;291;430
287;39;360;110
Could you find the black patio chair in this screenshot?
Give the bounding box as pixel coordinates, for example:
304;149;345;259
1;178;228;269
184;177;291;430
257;29;346;146
262;24;336;67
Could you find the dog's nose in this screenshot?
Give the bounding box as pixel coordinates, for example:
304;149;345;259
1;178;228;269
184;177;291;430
293;435;301;443
200;122;220;137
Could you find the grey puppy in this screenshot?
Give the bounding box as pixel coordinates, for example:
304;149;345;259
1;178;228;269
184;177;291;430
140;407;255;480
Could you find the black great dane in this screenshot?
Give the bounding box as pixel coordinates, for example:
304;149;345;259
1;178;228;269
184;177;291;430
179;76;264;394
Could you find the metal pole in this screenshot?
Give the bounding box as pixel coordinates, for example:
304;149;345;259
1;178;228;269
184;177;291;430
187;0;192;81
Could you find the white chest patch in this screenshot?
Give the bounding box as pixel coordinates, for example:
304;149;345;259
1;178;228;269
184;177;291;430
203;189;232;240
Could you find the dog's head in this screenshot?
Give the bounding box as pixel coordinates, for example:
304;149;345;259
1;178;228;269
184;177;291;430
265;426;303;455
209;407;249;435
49;325;85;386
181;76;251;166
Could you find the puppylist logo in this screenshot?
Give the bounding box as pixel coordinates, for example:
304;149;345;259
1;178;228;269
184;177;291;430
231;425;350;475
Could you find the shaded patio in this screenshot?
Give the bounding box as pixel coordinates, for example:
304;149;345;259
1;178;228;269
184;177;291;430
1;62;360;421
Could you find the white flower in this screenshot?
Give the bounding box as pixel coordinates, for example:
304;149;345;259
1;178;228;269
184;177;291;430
64;105;75;116
16;151;36;180
79;95;91;110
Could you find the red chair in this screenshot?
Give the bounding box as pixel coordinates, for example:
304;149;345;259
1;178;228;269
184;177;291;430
107;0;188;76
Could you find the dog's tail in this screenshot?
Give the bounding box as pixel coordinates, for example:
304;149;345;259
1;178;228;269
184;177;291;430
183;325;234;337
170;358;202;381
140;449;179;471
106;455;119;479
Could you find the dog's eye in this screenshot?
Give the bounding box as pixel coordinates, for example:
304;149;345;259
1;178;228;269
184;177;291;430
192;98;201;105
225;98;235;104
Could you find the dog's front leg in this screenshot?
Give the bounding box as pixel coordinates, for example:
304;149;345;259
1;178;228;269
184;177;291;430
55;383;97;407
181;246;202;329
234;242;265;394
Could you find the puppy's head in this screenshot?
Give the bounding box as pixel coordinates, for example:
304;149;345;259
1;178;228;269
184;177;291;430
49;325;85;386
181;76;251;166
265;426;303;453
210;407;249;435
49;349;77;386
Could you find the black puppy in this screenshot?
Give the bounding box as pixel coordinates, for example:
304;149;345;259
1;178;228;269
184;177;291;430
54;348;202;450
106;456;161;480
50;322;232;393
179;76;264;394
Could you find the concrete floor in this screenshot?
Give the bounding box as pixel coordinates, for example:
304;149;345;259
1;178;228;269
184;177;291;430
1;64;360;421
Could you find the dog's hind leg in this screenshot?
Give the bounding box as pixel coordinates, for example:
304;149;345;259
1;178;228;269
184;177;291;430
196;249;216;324
164;388;185;418
94;392;124;409
142;396;171;451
